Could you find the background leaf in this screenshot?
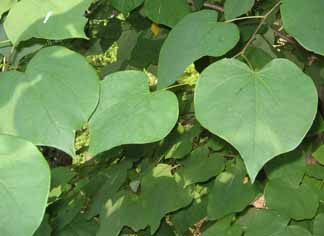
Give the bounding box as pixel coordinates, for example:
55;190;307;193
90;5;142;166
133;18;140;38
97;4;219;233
281;0;324;55
224;0;255;20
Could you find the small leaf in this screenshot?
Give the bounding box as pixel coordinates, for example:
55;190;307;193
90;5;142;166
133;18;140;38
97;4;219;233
195;59;318;181
313;145;324;165
144;0;190;28
110;0;144;14
265;179;319;220
89;71;178;156
207;170;257;220
0;46;100;156
313;213;324;236
224;0;255;20
281;0;324;55
178;146;225;187
157;10;239;88
265;149;306;187
97;164;192;236
4;0;92;45
237;209;289;236
0;134;50;236
272;226;312;236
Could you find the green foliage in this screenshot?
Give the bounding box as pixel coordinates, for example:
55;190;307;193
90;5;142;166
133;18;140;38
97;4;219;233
157;10;240;88
195;58;318;181
0;134;50;236
1;1;324;236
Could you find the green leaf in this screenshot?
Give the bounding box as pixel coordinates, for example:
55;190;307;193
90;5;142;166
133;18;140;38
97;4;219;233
265;179;319;220
97;164;192;236
0;134;50;236
4;0;92;45
144;0;190;28
207;170;257;220
89;70;178;156
157;10;240;89
0;46;100;156
158;123;201;160
86;160;131;219
272;226;312;236
0;0;16;16
313;213;324;236
224;0;255;20
313;145;324;165
34;215;52;236
265;149;306;187
237;209;289;236
281;0;324;55
178;146;225;187
110;0;144;14
203;218;242;236
195;59;318;181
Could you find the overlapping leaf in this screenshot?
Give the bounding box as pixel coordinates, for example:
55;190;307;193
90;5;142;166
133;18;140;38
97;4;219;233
0;134;50;236
4;0;92;45
144;0;190;28
157;10;240;88
281;0;324;55
97;164;192;236
0;46;100;156
195;59;318;181
110;0;144;14
224;0;255;20
89;71;179;156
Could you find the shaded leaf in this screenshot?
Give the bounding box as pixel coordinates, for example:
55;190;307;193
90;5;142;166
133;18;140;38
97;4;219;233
97;164;193;236
224;0;255;20
144;0;190;28
110;0;144;14
265;179;319;220
207;169;257;220
281;0;324;55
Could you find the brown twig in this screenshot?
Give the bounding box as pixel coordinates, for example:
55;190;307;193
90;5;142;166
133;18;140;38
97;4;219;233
203;2;224;12
234;2;281;58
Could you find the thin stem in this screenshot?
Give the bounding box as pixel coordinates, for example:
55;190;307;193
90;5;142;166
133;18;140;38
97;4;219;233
164;83;192;91
225;15;265;23
233;2;281;58
241;54;254;70
0;40;12;48
203;2;224;12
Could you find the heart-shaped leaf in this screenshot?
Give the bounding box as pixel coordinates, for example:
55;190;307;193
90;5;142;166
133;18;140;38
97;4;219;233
0;46;99;156
97;164;192;236
157;10;240;89
265;179;319;220
4;0;92;45
0;134;50;236
281;0;324;55
89;71;178;156
195;59;318;181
